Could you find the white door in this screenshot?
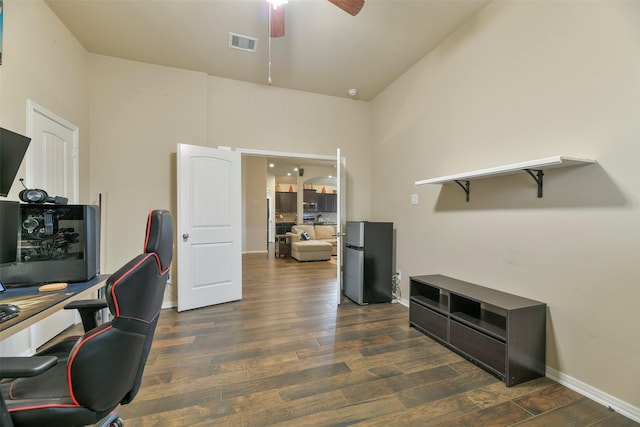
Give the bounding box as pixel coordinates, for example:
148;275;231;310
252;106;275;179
336;148;346;305
27;101;79;203
177;143;242;312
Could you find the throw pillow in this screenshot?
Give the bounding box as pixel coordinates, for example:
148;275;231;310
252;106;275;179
300;231;310;241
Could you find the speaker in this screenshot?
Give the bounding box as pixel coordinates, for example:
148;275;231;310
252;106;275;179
298;168;304;177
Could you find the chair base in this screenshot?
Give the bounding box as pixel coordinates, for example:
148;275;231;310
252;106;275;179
96;411;123;427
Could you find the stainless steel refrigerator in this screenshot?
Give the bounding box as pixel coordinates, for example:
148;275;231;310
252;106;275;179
344;221;393;305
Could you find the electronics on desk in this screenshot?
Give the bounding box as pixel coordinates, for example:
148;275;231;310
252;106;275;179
0;203;100;287
0;302;20;323
0;200;20;266
19;187;68;205
0;127;31;198
0;311;20;323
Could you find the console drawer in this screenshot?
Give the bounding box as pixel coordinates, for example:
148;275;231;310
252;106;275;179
450;320;506;374
409;301;447;341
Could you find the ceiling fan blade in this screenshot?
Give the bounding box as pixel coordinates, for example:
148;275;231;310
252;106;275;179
328;0;365;16
270;4;285;38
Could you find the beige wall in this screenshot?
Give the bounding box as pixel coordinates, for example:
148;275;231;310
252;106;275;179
207;76;372;221
371;0;640;410
87;54;208;273
0;0;90;201
243;156;267;253
87;59;371;275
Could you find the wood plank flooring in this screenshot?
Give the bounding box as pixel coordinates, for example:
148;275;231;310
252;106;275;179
59;251;637;426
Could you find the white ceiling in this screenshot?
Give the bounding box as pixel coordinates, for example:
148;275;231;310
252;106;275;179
45;0;490;101
266;156;336;184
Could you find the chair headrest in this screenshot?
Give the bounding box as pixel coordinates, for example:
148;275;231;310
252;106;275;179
144;209;173;273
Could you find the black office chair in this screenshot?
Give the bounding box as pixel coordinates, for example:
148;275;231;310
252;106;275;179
0;209;174;427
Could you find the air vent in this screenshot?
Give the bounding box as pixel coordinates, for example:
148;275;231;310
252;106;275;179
229;32;257;53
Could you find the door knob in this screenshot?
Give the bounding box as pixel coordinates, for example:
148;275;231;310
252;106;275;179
182;233;189;240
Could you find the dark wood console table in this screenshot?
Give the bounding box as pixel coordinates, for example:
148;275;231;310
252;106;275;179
275;234;291;258
409;274;546;386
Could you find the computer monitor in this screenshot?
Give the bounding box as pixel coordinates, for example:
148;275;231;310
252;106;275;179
0;200;20;265
0;127;32;197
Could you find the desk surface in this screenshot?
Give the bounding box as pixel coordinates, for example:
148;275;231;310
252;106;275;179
0;275;109;340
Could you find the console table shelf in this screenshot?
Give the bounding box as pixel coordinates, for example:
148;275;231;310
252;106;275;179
411;295;448;313
409;274;546;386
414;155;595;201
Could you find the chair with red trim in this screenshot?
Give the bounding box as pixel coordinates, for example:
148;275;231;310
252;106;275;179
0;209;173;427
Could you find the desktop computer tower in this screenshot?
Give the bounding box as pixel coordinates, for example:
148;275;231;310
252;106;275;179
0;204;100;286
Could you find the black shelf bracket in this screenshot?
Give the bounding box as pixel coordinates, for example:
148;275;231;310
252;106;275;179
454;180;470;202
524;169;544;198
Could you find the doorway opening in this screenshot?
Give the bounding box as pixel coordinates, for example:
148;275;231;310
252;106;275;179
238;149;337;245
238;148;344;305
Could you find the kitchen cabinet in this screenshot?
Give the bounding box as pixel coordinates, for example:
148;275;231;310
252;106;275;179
276;192;297;213
303;189;317;212
303;189;317;203
317;193;337;212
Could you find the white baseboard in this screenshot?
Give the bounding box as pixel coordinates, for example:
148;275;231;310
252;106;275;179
546;366;640;423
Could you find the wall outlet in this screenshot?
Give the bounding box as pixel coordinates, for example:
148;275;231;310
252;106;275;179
410;194;419;205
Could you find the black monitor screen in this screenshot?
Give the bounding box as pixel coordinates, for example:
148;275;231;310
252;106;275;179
0;128;31;197
0;200;20;265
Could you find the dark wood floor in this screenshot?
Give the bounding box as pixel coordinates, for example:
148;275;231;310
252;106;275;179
62;250;637;426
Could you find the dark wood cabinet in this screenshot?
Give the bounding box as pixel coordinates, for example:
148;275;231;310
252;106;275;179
303;189;317;212
316;193;337;212
303;189;317;203
275;222;295;235
328;193;337;211
276;192;297;213
409;274;546;387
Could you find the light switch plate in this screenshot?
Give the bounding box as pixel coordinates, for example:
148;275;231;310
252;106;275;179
411;193;419;205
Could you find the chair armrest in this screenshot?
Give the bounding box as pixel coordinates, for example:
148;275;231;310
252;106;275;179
65;299;108;310
65;299;108;332
0;356;57;378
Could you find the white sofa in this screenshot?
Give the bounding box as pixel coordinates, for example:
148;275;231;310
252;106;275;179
287;224;337;261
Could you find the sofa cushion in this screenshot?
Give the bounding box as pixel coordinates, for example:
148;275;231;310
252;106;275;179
294;240;332;251
292;225;316;240
314;225;336;240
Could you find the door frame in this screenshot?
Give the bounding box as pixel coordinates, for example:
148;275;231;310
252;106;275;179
238;148;343;304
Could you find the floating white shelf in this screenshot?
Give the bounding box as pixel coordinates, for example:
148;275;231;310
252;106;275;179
415;156;595;201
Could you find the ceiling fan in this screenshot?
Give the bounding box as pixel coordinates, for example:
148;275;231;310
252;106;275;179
268;0;365;38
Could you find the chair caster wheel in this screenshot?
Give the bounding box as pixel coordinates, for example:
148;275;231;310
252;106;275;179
109;418;124;427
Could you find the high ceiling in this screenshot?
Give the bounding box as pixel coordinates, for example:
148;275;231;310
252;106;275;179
267;156;337;184
45;0;490;101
